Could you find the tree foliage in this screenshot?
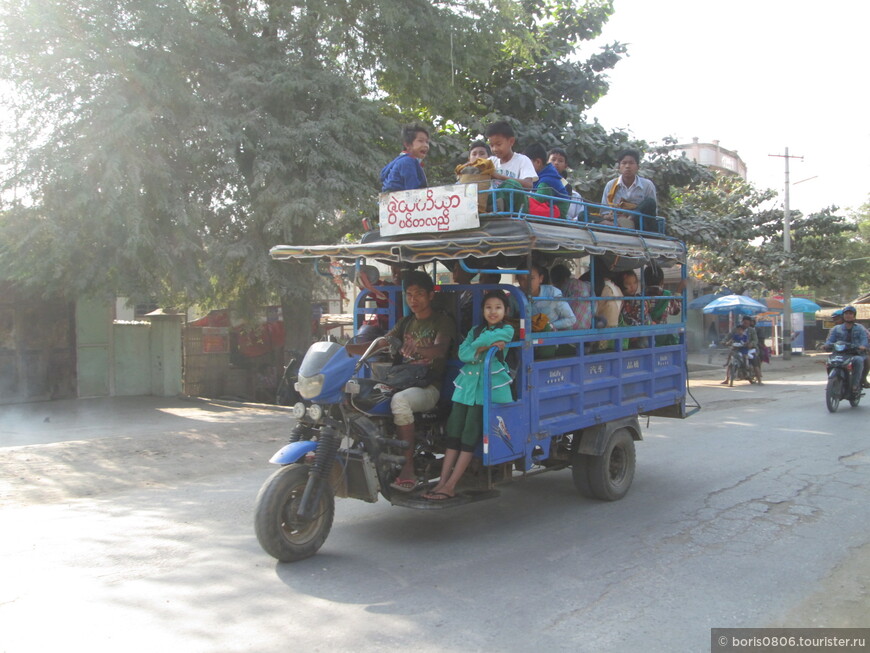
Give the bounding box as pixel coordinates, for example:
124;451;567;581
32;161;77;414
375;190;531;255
810;196;870;301
676;174;856;296
0;0;654;349
1;0;750;352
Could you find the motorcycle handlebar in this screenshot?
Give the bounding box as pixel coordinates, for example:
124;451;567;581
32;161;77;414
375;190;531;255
827;347;864;356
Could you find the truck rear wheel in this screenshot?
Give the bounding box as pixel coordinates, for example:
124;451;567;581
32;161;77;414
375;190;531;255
571;453;595;499
579;428;635;501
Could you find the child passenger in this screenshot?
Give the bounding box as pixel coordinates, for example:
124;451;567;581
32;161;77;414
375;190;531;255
619;270;650;328
485;120;537;213
423;291;514;501
550;264;593;329
455;140;496;213
547;147;584;220
468;140;490;163
455;140;494;176
380;124;429;192
619;269;650;349
524;143;569;218
485;121;537;189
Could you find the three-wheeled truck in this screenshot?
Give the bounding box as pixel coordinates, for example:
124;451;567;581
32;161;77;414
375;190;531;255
255;184;692;562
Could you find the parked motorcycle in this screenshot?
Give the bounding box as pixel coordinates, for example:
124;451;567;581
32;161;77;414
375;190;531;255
825;341;863;413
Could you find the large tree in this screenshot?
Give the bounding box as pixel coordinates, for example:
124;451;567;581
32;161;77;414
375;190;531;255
1;0;636;350
674;174;856;296
809;196;870;302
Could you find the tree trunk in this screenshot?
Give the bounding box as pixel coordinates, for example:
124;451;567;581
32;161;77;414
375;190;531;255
280;264;314;357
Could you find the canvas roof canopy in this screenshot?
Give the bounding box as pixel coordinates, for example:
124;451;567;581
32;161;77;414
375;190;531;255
270;217;687;268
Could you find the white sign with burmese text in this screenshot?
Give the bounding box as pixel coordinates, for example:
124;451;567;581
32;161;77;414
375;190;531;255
379;184;480;237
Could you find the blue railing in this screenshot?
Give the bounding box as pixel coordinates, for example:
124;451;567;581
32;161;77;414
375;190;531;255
478;185;666;235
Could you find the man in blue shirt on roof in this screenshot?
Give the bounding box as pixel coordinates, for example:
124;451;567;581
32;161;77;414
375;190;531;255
380;124;429;193
600;148;657;230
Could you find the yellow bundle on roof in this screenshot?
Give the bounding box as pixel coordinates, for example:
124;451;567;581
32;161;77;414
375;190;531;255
454;157;495;177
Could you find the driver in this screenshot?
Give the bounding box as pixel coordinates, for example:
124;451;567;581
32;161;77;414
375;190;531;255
720;323;749;385
347;271;456;491
824;305;869;390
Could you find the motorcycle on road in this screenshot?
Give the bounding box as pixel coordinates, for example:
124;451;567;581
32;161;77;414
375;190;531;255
725;342;756;386
824;340;864;413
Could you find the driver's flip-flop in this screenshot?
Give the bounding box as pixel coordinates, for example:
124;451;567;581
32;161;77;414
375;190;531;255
423;491;455;501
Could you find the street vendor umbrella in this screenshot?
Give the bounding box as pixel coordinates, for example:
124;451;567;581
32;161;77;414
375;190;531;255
688;292;726;310
764;297;822;313
702;294;767;315
789;297;821;313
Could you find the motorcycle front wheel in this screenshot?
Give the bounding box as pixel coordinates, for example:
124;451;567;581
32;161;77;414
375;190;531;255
826;376;842;413
255;463;335;562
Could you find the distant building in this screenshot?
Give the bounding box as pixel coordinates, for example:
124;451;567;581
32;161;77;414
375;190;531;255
674;138;747;179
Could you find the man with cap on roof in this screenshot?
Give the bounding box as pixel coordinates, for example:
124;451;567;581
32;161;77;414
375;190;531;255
824;306;869;390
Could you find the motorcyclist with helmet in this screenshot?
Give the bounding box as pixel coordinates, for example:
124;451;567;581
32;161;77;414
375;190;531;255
719;322;750;385
824;305;870;392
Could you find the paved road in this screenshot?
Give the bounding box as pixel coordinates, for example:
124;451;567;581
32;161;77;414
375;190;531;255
1;358;867;652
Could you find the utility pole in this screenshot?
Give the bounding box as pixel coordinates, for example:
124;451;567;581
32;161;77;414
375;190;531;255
768;148;803;360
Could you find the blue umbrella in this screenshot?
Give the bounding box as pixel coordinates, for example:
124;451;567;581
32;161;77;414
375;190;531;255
688;292;726;310
702;294;767;315
790;297;821;313
764;297;823;313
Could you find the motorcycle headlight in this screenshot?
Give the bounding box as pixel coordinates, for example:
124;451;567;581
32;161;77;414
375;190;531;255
296;373;325;399
306;404;324;422
292;402;306;419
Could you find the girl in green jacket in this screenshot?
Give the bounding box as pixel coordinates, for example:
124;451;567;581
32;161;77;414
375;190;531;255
424;291;514;501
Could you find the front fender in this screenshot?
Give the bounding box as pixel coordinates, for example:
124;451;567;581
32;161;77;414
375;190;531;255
829;367;847;379
269;440;318;465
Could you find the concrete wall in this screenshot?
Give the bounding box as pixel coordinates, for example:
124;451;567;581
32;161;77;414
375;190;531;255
75;299;182;398
75;298;112;398
113;324;152;396
148;315;183;397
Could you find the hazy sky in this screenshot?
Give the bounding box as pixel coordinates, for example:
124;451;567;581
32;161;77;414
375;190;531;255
585;0;869;215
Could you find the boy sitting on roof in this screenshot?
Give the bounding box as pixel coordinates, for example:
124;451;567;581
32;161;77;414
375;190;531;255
380;124;429;193
524;143;569;219
485;121;537;213
548;147;585;220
